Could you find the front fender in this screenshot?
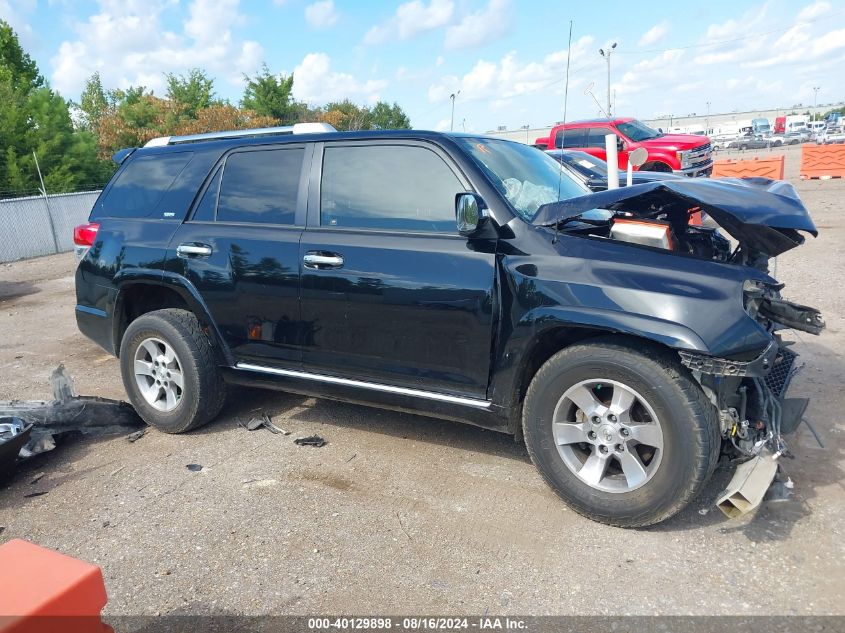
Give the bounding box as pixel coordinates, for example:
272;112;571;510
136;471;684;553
523;305;708;351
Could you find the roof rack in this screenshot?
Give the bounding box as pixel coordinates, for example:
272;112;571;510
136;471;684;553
143;122;337;148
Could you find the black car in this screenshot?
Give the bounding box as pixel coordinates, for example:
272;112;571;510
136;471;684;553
74;125;822;527
545;149;682;191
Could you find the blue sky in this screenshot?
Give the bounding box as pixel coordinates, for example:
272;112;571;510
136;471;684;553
3;0;844;132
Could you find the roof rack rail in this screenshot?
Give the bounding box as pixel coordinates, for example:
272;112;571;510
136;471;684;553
143;122;337;148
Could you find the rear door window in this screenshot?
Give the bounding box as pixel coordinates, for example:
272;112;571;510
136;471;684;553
555;128;586;149
320;144;461;232
216;148;304;225
96;152;194;218
586;128;612;147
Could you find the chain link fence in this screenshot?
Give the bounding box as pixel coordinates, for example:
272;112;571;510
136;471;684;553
0;191;101;263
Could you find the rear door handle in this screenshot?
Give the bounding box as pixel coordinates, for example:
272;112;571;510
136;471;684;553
303;252;344;269
176;243;212;258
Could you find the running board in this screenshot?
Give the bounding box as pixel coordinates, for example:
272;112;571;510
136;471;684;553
234;363;492;409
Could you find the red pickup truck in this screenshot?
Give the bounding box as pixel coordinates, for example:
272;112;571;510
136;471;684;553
534;117;713;177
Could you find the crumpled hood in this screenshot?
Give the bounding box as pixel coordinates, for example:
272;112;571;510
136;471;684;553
533;177;817;256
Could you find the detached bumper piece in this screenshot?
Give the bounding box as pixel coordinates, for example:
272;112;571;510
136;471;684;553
678;341;778;378
759;297;825;335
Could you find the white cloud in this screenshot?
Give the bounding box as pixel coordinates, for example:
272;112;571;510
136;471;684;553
291;52;387;104
304;0;338;29
427;35;599;105
797;0;831;21
638;20;669;47
444;0;511;50
364;0;453;45
50;0;263;98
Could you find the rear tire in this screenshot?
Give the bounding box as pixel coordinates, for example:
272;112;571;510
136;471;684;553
522;337;720;527
120;308;226;433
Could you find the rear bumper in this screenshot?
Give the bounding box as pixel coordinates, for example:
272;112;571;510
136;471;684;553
75;305;115;356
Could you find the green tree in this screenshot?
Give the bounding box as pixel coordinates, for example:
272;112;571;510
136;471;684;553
321;99;372;131
78;72;108;132
0;20;42;92
241;64;303;124
0;22;112;195
369;101;411;130
165;68;216;118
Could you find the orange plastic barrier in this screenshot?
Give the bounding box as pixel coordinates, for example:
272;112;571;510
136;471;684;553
0;539;110;633
800;144;845;179
711;156;784;180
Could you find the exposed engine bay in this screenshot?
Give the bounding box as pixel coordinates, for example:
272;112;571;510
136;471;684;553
534;176;826;517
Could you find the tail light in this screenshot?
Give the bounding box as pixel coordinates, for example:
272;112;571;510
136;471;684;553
73;222;99;260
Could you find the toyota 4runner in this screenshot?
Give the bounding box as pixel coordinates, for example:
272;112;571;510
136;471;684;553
74;123;823;527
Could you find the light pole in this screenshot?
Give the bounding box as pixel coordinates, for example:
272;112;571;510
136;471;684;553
813;86;820;120
521;124;530;144
449;90;461;131
706;101;711;133
599;42;617;116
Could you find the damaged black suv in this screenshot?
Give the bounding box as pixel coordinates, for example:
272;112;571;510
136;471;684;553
74;124;823;527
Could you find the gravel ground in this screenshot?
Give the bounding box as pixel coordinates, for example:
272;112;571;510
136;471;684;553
0;146;843;616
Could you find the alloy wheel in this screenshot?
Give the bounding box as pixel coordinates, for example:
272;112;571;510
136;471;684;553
552;379;664;493
133;337;184;412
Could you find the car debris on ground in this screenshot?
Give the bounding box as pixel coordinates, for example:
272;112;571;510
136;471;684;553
240;412;290;435
126;428;147;443
294;435;327;448
0;365;145;481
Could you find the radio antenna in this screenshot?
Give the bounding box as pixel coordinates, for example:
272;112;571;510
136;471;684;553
554;19;574;244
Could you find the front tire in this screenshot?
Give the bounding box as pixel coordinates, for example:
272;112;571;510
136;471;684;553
120;309;226;433
522;337;719;527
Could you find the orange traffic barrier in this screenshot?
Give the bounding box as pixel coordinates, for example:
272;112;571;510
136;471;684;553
0;539;111;633
711;156;784;180
800;144;845;179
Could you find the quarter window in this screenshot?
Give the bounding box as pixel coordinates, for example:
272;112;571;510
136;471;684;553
191;166;221;222
96;152;193;218
217;148;304;225
320;145;461;232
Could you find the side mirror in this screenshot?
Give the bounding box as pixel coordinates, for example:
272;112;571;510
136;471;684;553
616;137;626;152
658;128;663;133
456;193;494;237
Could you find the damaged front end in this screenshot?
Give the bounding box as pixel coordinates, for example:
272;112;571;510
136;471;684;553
535;176;825;517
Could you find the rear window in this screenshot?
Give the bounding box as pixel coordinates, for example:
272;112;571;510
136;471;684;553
96;152;194;218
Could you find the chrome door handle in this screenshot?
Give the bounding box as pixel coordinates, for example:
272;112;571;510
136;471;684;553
303;252;344;268
176;243;212;257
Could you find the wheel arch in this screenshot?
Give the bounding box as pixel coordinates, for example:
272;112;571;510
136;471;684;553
112;272;233;365
640;160;673;172
498;309;707;434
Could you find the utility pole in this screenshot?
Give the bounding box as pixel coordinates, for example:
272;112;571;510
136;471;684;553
449;90;461;131
599;42;617;116
813;86;820;120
